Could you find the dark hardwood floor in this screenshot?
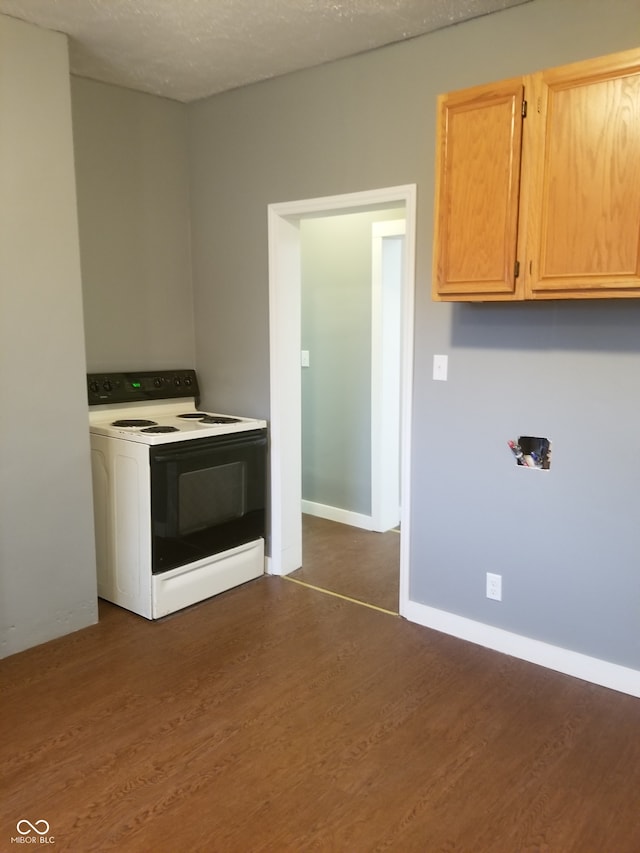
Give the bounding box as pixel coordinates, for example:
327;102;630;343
2;577;640;852
292;514;400;613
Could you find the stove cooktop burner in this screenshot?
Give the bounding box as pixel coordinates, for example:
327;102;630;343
199;416;241;424
141;425;180;434
176;412;241;424
112;418;158;427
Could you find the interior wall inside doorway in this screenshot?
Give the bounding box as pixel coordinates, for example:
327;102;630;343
300;207;405;523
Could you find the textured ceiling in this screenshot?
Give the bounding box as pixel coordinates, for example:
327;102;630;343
0;0;530;102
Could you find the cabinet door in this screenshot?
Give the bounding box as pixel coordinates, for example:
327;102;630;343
527;49;640;298
433;79;525;300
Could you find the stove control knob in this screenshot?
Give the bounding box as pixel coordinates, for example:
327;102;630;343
153;378;163;388
89;380;100;394
174;377;181;386
103;380;112;392
184;376;192;386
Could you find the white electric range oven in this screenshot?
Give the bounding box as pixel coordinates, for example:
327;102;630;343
88;369;267;619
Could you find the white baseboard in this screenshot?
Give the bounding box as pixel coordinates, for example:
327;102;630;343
403;600;640;698
301;500;373;531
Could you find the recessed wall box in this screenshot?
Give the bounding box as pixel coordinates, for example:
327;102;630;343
508;436;551;469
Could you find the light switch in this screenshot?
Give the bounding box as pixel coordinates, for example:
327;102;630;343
433;354;448;381
301;350;310;368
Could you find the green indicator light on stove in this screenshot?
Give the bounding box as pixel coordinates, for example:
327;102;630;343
131;381;141;389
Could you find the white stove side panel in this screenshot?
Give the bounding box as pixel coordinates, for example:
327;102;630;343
90;434;152;619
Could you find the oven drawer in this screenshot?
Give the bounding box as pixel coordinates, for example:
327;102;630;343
151;538;264;618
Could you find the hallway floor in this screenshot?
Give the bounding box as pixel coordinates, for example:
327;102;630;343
290;513;400;613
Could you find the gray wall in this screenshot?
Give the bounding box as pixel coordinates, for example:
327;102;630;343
71;78;194;372
0;16;97;657
188;0;640;670
301;209;403;515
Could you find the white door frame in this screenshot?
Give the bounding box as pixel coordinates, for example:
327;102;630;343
371;219;405;533
267;185;416;617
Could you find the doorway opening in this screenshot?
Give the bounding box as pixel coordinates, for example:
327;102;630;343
267;185;416;618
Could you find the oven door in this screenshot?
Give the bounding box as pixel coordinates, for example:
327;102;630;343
149;429;267;574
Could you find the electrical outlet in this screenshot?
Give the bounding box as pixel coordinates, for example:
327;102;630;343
486;572;502;601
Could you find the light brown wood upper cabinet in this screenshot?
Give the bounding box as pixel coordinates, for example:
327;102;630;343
432;47;640;302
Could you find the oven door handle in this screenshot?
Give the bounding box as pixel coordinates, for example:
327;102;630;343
150;431;266;464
